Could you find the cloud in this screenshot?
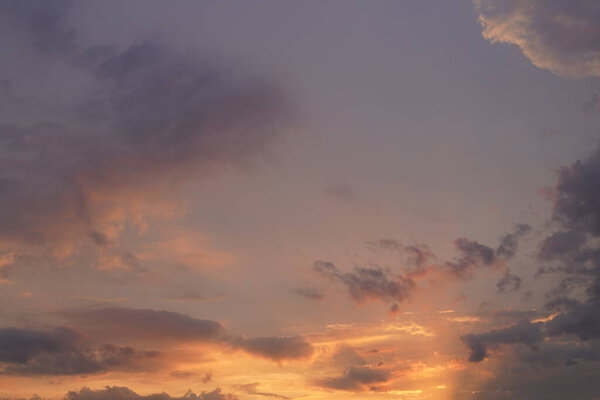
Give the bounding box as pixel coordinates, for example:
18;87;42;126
496;269;522;293
315;366;390;391
233;383;290;399
461;320;544;362
64;386;238;400
446;224;531;279
314;225;530;310
313;261;415;309
231;336;314;362
61;308;224;343
473;0;600;78
0;327;157;375
0;1;290;251
61;307;313;363
462;146;600;363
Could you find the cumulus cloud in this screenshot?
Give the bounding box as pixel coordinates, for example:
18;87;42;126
473;0;600;78
0;327;157;375
0;0;289;251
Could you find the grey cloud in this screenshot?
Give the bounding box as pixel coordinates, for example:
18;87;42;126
0;0;76;57
314;225;529;310
461;320;544;362
496;269;522;293
315;366;390;391
553;148;600;236
367;240;434;271
474;0;600;78
446;224;531;278
496;224;532;259
313;260;415;306
546;301;600;340
65;386;238;400
231;336;314;362
233;383;290;399
538;231;586;261
62;307;313;362
62;307;224;343
0;1;290;248
0;327;157;376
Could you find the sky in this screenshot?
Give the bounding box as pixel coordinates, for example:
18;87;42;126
0;0;600;399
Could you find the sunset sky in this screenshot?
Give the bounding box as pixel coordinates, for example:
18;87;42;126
1;1;600;399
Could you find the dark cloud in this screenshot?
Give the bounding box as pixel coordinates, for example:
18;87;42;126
496;224;532;259
446;224;530;278
62;308;224;343
496;269;522;293
315;366;390;391
62;307;313;363
461;320;544;362
546;301;600;340
313;261;415;306
474;0;600;78
233;383;290;399
0;327;157;376
231;336;314;362
0;0;290;249
315;225;529;310
462;147;600;364
64;386;238;400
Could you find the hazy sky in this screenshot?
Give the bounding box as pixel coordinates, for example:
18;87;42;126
1;1;600;399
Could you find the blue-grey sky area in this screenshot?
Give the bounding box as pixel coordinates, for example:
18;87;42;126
0;1;599;399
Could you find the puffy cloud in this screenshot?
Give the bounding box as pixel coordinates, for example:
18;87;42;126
313;261;415;310
462;146;600;363
315;366;390;391
461;320;543;362
446;224;530;279
473;0;600;78
0;327;157;375
0;0;289;251
315;225;530;310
